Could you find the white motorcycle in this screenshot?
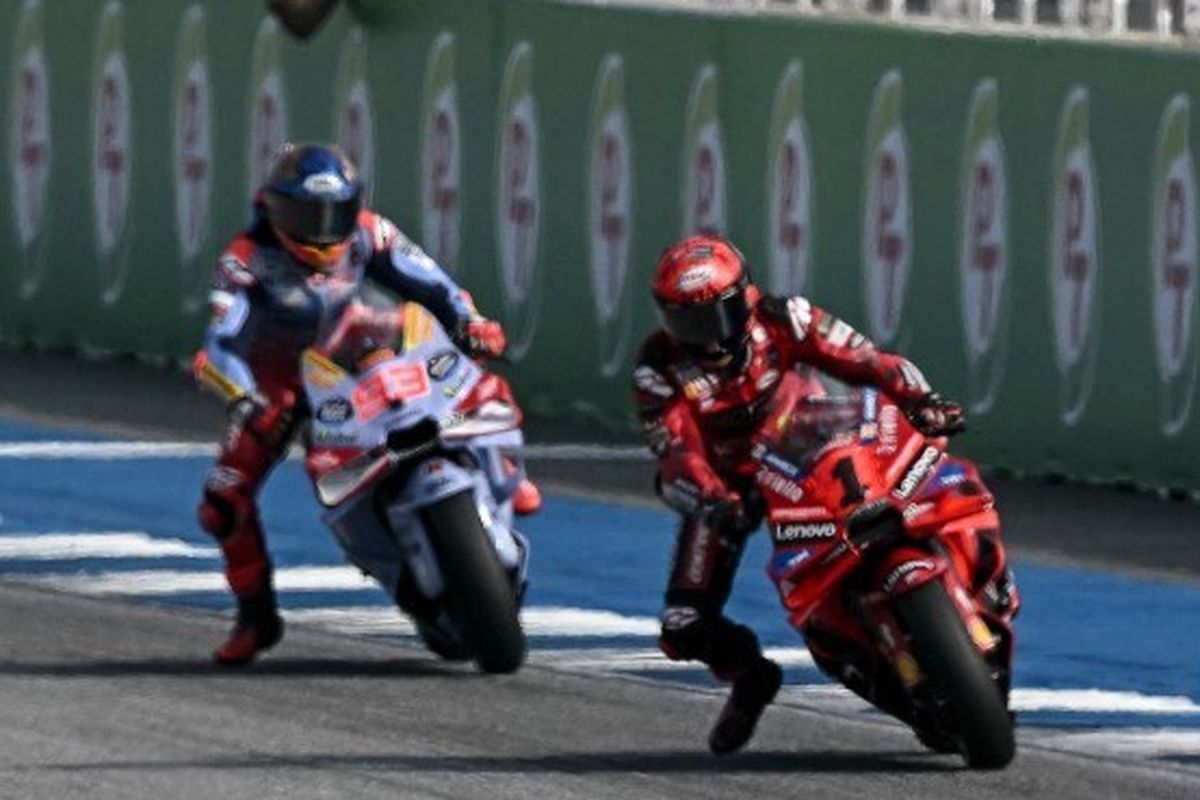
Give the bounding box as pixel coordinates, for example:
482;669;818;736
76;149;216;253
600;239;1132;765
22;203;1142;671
301;302;528;673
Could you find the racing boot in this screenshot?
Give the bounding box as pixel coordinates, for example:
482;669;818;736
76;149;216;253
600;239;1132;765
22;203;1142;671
708;657;784;755
214;592;284;666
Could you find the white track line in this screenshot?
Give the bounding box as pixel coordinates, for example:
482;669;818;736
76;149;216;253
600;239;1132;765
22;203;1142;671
0;440;650;460
26;565;375;595
0;532;217;560
0;441;216;459
1011;688;1200;715
285;605;661;638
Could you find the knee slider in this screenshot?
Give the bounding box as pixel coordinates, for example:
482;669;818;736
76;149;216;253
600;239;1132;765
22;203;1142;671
659;605;708;661
198;491;236;539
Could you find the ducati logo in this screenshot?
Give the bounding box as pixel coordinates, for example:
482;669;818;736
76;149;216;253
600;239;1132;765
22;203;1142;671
766;61;813;295
247;16;288;200
588;54;634;376
421;33;461;272
1050;86;1101;426
496;42;542;360
1152;94;1200;436
959;79;1009;414
174;5;211;281
336;27;375;200
862;70;911;346
92;1;132;303
682;64;726;237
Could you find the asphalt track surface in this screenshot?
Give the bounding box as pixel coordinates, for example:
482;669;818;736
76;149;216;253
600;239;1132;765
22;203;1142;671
2;349;1199;798
1;581;1197;800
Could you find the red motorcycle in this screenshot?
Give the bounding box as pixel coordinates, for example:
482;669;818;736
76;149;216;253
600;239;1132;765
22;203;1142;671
753;372;1019;769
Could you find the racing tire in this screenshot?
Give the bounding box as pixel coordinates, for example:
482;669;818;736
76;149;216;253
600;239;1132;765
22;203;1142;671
421;490;526;674
894;581;1015;770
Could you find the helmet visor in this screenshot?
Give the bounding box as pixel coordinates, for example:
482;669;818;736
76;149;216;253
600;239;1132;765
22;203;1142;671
265;191;362;246
657;286;750;347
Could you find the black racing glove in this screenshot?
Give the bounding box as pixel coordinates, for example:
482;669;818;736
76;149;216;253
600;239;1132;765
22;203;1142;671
906;393;966;437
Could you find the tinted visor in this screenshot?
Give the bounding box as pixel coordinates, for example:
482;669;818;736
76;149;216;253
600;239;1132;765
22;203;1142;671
265;190;362;246
657;285;750;347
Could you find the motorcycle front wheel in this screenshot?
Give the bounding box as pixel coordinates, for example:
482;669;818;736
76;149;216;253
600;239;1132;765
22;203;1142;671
420;490;526;674
894;581;1015;769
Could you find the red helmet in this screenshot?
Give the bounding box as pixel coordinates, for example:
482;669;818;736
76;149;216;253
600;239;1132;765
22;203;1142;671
652;235;751;363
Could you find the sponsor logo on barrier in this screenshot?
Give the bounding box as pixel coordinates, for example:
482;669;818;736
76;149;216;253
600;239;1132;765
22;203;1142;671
421;33;461;272
92;1;132;303
1152;94;1200;436
682;64;726;236
495;42;542;360
766;61;813;295
336;27;374;199
589;54;634;377
959;79;1009;414
863;70;911;346
1049;86;1101;426
247;17;288;200
9;0;52;298
174;5;212;309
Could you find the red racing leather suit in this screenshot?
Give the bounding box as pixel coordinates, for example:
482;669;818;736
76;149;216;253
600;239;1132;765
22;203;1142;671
194;207;491;604
633;287;936;681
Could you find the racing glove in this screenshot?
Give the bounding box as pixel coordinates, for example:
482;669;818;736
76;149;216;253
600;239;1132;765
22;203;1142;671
229;390;297;446
905;393;966;437
454;316;507;359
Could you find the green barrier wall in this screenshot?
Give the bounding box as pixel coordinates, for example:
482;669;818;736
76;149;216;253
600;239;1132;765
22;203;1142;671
5;0;1200;487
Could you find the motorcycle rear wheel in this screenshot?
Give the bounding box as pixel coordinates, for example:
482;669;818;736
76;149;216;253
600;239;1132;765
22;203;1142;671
420;490;526;674
894;581;1015;769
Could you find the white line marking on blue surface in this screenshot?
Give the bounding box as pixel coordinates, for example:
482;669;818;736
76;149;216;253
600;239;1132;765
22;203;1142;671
0;440;651;460
0;532;217;560
0;441;216;458
26;565;374;594
1011;689;1200;715
286;605;661;638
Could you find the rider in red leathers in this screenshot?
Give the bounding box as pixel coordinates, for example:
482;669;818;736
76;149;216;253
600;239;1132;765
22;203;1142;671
194;143;540;666
634;235;967;754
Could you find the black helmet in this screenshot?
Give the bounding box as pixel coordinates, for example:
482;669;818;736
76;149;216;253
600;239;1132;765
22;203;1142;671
262;143;364;269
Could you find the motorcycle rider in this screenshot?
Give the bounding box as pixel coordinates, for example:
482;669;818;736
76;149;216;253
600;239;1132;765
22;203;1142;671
194;142;541;666
634;234;966;754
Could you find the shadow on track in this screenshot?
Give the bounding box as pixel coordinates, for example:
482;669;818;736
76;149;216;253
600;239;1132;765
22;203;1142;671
28;749;959;775
0;656;467;679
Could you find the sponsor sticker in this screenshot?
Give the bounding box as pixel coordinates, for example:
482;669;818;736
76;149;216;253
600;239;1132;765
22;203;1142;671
766;61;814;295
681;64;726;236
420;33;461;273
588;54;635;377
247;16;288;200
92;1;133;304
174;5;212;311
882;558;936;593
495;42;542;360
893;445;941;500
335;26;374;199
774;521;837;543
676;265;714;294
426;350;460;381
862;70;911;346
1049;86;1101;426
9;0;52;299
1151;94;1200;436
757;466;805;503
959;79;1009;414
316;396;353;425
